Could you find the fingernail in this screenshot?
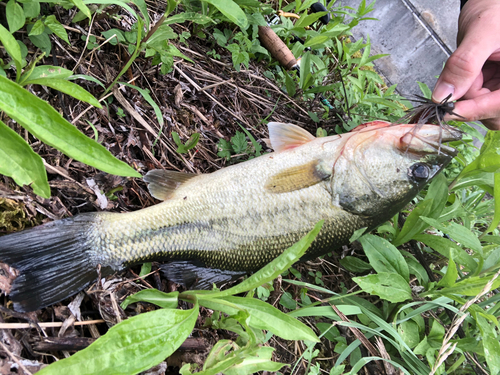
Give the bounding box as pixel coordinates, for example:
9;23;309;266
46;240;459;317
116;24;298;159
432;82;455;103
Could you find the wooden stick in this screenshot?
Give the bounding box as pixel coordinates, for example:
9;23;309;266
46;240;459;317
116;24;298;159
0;319;105;330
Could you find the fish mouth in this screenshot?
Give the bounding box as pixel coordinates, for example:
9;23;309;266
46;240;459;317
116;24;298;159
399;124;462;157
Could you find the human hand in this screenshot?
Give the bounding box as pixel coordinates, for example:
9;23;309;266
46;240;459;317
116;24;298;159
432;0;500;130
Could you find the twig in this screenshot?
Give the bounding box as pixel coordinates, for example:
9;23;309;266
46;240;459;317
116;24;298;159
0;340;33;375
0;319;105;330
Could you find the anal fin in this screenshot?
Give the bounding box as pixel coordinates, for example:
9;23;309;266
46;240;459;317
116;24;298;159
160;261;247;290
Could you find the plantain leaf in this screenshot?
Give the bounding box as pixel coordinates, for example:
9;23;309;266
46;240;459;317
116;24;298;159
24;78;101;107
199;296;319;342
0;120;50;198
21;65;73;84
413;233;477;272
439;275;500;296
0;75;141;178
359;234;410;281
37;305;199;375
121;290;179;309
420;217;483;255
353;272;412;303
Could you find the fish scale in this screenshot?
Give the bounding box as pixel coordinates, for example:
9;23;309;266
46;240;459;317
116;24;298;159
0;121;462;312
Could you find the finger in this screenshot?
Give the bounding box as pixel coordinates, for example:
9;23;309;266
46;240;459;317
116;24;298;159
432;36;494;103
462;72;489;100
445;91;500;130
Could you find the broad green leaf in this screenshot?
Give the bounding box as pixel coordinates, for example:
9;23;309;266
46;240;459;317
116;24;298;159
24;78;101;107
145;24;177;47
0;23;22;78
299;51;312;91
23;1;40;19
200;296;319;342
359;234;409;281
37;305;199;375
339;256;372;273
417;81;432;99
297;0;318;12
349;226;368;242
476;315;500;374
486;172;500;233
451;170;494;191
28;19;45;36
225;347;286;375
461;130;500;176
393;199;433;246
44;15;69;44
284;71;296;97
304;35;330;49
132;0;150;29
353;272;412;303
6;0;25;33
139;262;152;276
69;0;92;20
393;174;448;246
294;11;327;28
413;234;477;272
420;216;483;255
192;221;323;298
164;12;215;25
0;75;141;178
83;0;138;19
28;28;51;55
0;120;50;197
439;275;500;296
406;256;429;286
101;28;126;45
437;258;458;287
20;65;73;85
397;320;420;349
121;290;179;309
427;319;445;348
203;0;247;29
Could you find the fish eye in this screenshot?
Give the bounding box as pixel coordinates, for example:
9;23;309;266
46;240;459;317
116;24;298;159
409;163;430;181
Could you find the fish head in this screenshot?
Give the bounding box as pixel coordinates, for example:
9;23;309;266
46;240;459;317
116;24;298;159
329;123;462;218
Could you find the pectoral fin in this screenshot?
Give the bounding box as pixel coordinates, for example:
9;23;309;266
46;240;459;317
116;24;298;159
143;169;198;200
265;160;332;193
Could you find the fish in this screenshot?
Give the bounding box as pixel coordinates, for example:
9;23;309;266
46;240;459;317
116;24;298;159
0;121;461;312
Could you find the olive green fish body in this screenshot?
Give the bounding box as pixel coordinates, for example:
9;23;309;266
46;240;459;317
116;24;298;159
0;121;462;311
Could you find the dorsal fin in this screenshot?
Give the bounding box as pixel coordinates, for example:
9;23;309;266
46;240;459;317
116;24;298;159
143;169;198;201
267;122;315;153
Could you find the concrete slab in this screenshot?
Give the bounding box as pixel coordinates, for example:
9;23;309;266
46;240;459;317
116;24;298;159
339;0;460;95
407;0;459;51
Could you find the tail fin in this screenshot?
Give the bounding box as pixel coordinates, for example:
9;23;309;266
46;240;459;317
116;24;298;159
0;214;99;312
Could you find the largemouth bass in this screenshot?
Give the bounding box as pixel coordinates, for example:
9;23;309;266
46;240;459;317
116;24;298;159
0;121;461;312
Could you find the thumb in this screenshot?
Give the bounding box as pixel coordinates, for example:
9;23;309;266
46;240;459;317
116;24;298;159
432;37;492;103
